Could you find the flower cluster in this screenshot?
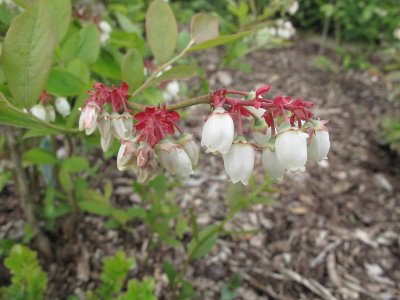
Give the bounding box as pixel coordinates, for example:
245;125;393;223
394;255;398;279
79;82;199;183
79;82;330;185
201;85;330;184
28;91;71;122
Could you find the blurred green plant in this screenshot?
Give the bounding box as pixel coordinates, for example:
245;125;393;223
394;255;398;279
0;245;48;300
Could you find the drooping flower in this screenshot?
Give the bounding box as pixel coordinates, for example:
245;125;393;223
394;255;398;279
178;134;200;166
31;104;47;121
79;102;101;135
117;138;139;171
223;139;255;185
156;140;193;179
111;112;128;139
99;21;112;44
275;129;309;172
308;130;330;162
55;97;71;117
98;112;114;152
163;80;180;101
201;107;234;154
262;148;285;180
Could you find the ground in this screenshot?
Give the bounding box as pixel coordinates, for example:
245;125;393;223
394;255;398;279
0;40;399;300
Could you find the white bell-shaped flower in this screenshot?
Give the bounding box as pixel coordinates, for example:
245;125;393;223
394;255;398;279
55;97;71;117
98;112;114;151
201;107;234;154
308;130;330;162
111;112;128;139
275;129;309;172
79;102;100;135
179;134;199;166
262;148;285;180
223;139;255;185
156;140;193;179
31;104;47;121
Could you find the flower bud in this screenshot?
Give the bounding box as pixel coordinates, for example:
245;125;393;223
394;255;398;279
178;134;199;166
156;140;193;179
166;80;179;97
308;130;330;162
55;97;71;117
275;129;309;172
111;112;128;139
138;159;160;183
262;148;285;180
46;105;56;122
117;138;138;171
223;139;255;185
136;143;154;168
201;107;234;154
101;134;114;152
121;112;133;137
31;104;47;121
79;102;100;135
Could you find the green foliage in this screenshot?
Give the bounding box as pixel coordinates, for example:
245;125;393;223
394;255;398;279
1;245;48;300
294;0;400;45
2;0;56;108
382;117;400;153
84;251;157;300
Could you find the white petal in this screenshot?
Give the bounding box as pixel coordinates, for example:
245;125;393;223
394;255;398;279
111;113;127;139
262;149;285;180
31;105;47;121
223;143;254;185
308;130;330;162
55;97;71;117
101;133;114;152
176;148;194;179
275;130;308;171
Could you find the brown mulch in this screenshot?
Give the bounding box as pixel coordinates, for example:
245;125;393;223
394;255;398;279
1;40;399;300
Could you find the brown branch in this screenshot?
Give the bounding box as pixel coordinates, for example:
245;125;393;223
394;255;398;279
127;94;212;112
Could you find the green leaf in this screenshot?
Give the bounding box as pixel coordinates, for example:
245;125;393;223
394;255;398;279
187;225;218;260
145;0;177;64
150;65;198;86
67;58;90;83
91;49;122;80
191;13;219;44
98;251;135;297
62;156;89;173
163;261;176;288
79;201;112;216
122;49;144;92
62;24;100;64
120;278;157;300
23;148;57;165
189;31;251;52
2;0;56;108
42;0;71;42
46;68;85;96
23;128;61;139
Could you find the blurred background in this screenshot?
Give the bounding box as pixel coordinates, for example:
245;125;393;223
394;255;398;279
0;0;399;299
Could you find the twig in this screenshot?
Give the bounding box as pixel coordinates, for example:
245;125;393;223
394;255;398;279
4;127;52;258
281;268;337;300
310;238;342;268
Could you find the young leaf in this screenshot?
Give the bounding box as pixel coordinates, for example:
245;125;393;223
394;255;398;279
62;24;101;64
187;225;219;260
191;13;219;44
3;245;48;300
122;49;144;92
23;148;57;165
45;68;85;96
150;66;198;86
42;0;71;42
2;0;56;108
189;31;251;52
67;58;90;83
145;0;177;64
